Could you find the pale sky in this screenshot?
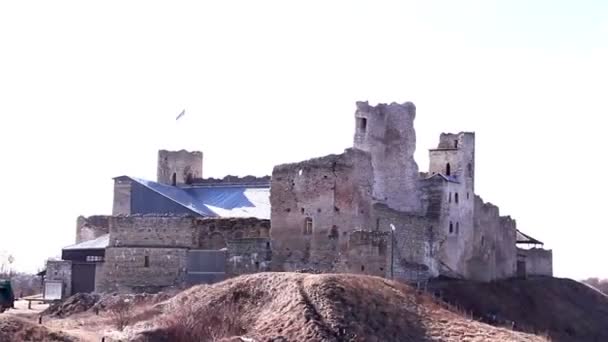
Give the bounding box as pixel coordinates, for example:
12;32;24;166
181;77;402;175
1;1;606;279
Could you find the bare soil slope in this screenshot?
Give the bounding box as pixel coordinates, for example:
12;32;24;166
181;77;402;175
134;272;545;342
429;276;608;342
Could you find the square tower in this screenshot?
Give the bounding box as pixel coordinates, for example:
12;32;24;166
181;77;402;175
157;149;203;186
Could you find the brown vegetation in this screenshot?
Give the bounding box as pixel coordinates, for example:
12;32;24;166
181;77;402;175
0;315;76;342
429;276;608;342
133;272;546;342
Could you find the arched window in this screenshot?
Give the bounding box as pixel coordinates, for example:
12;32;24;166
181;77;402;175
446;163;451;176
171;172;177;186
455;193;459;204
449;222;453;234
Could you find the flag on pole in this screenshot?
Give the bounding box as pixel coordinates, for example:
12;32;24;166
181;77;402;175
176;109;185;121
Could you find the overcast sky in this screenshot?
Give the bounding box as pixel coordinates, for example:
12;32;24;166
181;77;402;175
1;1;606;279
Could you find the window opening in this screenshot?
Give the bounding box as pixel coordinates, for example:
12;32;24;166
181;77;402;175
357;117;368;133
449;192;452;203
171;173;177;186
456;222;460;234
455;193;459;204
144;255;150;268
304;218;313;235
449;222;453;234
446;163;451;176
454;140;458;148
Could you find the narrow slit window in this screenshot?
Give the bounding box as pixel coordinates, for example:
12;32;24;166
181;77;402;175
304;217;313;235
144;255;150;268
455;193;459;204
449;222;453;234
456;222;460;234
449;192;452;203
446;163;451;176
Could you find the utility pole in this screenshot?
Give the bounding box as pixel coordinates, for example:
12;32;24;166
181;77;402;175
390;224;396;279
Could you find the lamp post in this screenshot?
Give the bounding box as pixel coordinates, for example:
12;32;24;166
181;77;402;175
389;224;396;279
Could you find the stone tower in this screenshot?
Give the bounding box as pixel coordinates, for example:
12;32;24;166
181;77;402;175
428;132;476;275
353;101;421;213
157;149;203;186
428;132;475;193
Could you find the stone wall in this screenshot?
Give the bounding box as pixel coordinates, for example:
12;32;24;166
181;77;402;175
46;260;72;298
467;196;517;281
109;215;194;248
270;148;373;272
193;217;270;250
373;204;439;282
345;230;389;278
353;101;421;213
157;149;203;185
112;177;132;215
226;238;272;275
76;215;110;244
517;247;553;276
99;215;271;291
100;247;187;293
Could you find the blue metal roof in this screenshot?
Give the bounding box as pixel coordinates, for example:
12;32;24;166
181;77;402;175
128;177;270;219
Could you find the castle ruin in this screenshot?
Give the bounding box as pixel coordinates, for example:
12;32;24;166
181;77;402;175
44;101;552;298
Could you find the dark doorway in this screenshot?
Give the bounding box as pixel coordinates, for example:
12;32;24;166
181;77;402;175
517;260;526;278
71;263;96;295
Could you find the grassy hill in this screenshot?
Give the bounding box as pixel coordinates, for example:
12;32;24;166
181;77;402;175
428;276;608;342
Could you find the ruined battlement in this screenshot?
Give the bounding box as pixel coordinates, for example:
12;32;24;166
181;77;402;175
189;175;270;187
157;149;203;186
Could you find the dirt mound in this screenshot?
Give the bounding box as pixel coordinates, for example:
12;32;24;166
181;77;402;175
44;291;173;319
43;293;100;317
429;276;608;342
0;316;77;342
133;272;546;341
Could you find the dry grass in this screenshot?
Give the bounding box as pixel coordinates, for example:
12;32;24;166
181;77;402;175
134;272;547;342
0;315;77;342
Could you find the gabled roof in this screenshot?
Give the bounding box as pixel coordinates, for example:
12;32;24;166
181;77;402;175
516;229;544;245
126;176;270;219
63;234;109;250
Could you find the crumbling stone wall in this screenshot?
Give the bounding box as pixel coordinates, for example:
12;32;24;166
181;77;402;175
157;149;203;185
270;148;373;272
109;215;194;248
112;176;132;215
100;247;187;292
353;101;421;213
226;238;272;275
467;196;517;281
193;217;270;250
46;260;72;298
345;230;389;278
76;215;110;244
99;215;271;291
373;204;439;282
517;247;553;276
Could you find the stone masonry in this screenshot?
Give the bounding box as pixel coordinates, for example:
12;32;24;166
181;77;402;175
270;101;553;282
